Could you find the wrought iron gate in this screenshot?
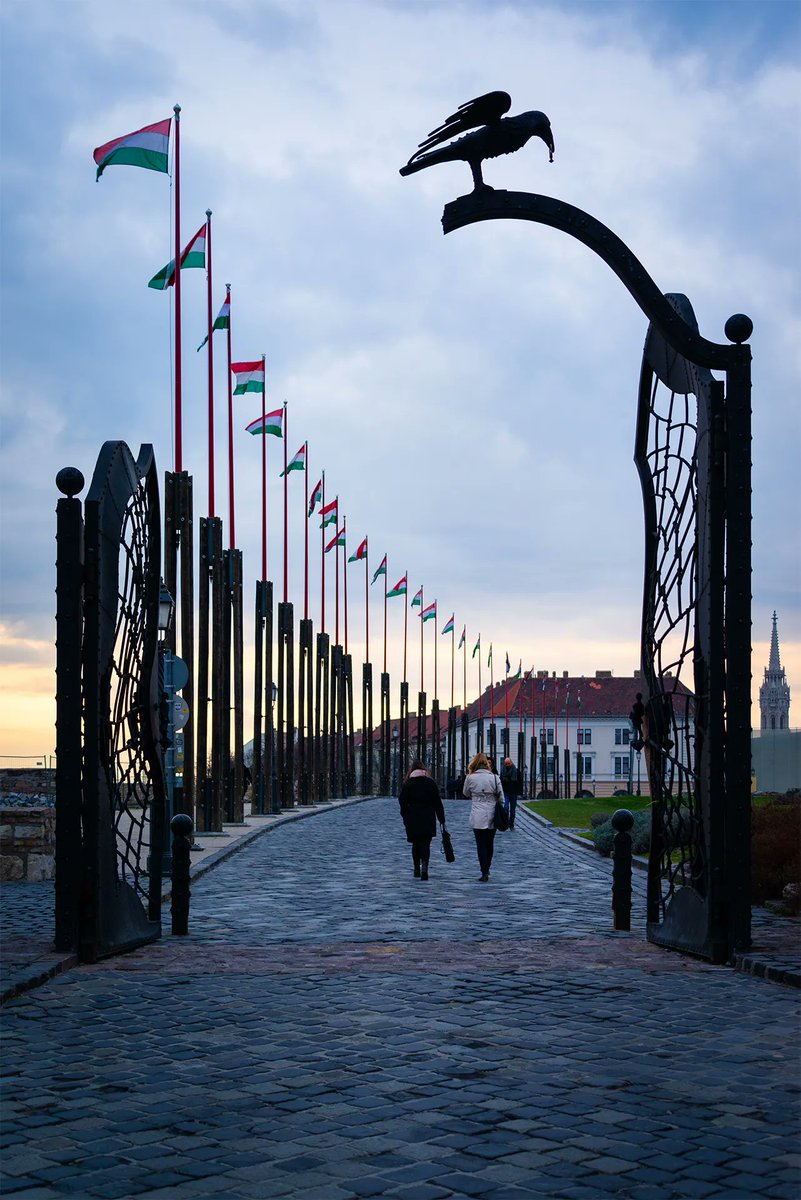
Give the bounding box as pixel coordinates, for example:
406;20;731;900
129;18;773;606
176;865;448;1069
443;190;752;963
55;441;165;961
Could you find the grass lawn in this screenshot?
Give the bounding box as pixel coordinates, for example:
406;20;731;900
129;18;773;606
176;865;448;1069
525;794;652;832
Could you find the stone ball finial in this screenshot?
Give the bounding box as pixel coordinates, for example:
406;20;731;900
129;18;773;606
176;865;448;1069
56;467;85;497
611;809;635;833
170;813;194;837
724;313;753;344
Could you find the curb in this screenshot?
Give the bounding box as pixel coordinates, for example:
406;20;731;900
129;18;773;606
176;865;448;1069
1;953;78;1005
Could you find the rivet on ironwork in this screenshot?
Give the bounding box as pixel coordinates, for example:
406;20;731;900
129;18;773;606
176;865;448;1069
724;313;753;344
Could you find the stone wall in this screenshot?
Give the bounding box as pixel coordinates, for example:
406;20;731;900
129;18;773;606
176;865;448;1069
0;767;56;804
0;808;56;881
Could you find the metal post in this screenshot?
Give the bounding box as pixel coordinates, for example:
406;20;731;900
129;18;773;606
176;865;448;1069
380;671;391;794
417;691;427;763
611;809;634;931
361;662;373;795
399;680;409;782
170;813;194;936
54;467;85;953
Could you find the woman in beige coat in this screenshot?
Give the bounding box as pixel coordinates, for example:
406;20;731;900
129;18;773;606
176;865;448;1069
462;752;504;881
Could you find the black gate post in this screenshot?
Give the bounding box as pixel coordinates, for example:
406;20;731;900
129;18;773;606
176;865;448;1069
297;617;313;804
431;698;441;784
380;672;391;794
417;691;427;764
399;681;409;791
361;662;373;794
277;601;295;808
54;467;85;953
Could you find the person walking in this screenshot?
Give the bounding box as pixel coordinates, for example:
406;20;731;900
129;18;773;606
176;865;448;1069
500;756;522;829
398;760;446;881
463;752;504;882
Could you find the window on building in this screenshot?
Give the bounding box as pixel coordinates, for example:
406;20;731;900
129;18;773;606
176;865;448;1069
613;756;629;778
546;729;554;745
579;755;592;776
577;728;591;745
614;728;630;745
771;716;776;729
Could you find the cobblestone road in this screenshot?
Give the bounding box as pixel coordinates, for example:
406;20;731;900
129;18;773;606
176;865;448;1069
2;798;800;1199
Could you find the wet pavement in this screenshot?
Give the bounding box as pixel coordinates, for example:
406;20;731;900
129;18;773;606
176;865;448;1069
1;797;800;1199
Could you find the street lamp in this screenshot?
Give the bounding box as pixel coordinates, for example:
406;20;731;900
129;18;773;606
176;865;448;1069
391;726;399;796
158;580;174;638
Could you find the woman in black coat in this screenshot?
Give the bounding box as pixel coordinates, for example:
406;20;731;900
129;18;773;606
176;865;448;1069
398;760;445;880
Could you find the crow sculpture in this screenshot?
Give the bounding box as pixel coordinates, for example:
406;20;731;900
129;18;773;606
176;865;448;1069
399;90;554;193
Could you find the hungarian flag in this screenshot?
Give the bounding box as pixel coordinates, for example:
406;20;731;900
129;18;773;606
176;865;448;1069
280;445;306;476
411;587;423;609
325;526;345;553
246;408;283;437
472;635;481;659
524;668;531;681
387;574;407;599
319;498;338;528
441;615;455;636
458;626;466;649
421;601;437;623
94;117;171;180
308;478;323;516
514;660;522;681
197;294;230;351
505;652;511;675
148;222;206;290
232;361;265;394
348;537;367;564
371;554;387;585
488;644;493;667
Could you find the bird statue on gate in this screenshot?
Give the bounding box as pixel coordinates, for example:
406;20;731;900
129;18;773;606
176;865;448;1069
399;90;555;193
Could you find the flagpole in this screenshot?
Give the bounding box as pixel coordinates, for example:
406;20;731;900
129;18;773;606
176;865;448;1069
303;442;309;621
383;561;388;674
490;646;494;724
320;472;326;634
433;602;438;702
261;353;267;581
505;656;509;733
462;629;466;712
226;284;234;548
478;639;482;729
173;104;182;473
419;586;424;695
364;541;369;665
403;573;408;683
282;400;288;605
343;516;348;655
205;209;214;516
451;623;455;710
335;498;340;645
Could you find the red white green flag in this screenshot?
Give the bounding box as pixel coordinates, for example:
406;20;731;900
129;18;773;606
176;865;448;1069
325;526;345;553
472;635;481;659
505;652;511;675
421;601;437;623
246;408;283;437
94;117;171;180
458;626;466;649
488;644;493;667
514;659;522;680
197;295;230;351
231;361;265;395
319;498;338;528
348;537;367;564
411;587;423;609
280;445;306;476
441;614;454;636
387;574;407;599
371;554;387;585
148;222;206;290
308;478;323;516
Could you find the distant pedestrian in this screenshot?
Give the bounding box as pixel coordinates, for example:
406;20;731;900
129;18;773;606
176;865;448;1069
398;760;446;881
462;752;504;882
500;757;522;829
454;769;466;799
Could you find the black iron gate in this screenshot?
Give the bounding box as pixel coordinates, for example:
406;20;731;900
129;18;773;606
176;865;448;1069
443;190;752;963
55;441;165;961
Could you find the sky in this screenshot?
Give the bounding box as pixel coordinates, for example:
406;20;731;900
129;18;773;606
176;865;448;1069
1;0;799;760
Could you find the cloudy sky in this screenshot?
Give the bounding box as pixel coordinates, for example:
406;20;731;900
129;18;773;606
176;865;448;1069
1;0;799;758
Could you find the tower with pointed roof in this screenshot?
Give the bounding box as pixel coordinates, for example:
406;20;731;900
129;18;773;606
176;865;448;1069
759;612;791;731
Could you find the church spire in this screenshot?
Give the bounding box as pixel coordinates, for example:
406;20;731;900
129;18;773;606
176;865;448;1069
769;610;781;672
760;611;791;731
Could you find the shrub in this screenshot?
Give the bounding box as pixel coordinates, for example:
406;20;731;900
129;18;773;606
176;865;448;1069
593;808;651;857
752;797;801;905
590;812;611;828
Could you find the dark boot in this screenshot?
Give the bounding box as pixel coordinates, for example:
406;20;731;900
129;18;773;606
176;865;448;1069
420;860;429;881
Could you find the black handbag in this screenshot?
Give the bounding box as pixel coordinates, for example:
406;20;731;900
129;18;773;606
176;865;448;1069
494;799;510;832
440;825;456;863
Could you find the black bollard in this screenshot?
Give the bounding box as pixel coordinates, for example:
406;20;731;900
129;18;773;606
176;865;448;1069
611;809;634;931
170;813;194;936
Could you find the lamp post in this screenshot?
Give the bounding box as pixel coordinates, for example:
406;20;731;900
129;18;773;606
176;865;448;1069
271;680;279;812
156;581;175;874
391;726;399;796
